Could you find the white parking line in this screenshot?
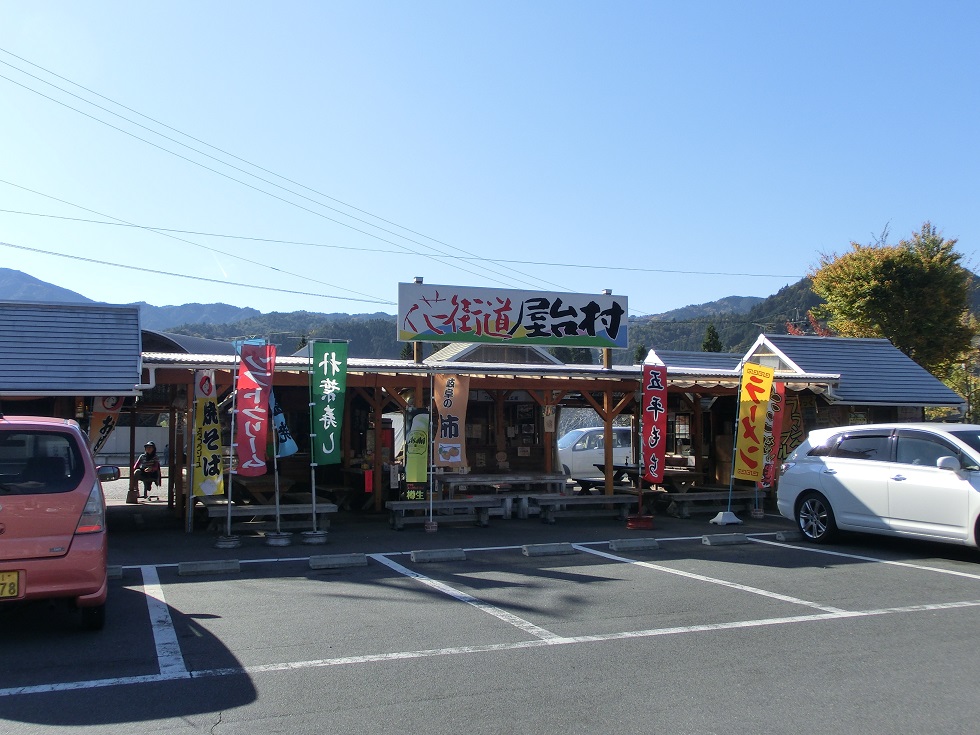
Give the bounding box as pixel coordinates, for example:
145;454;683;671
140;565;189;678
749;538;980;580
4;597;979;696
575;544;848;613
370;553;562;641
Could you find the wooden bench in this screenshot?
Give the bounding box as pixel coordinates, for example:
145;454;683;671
438;472;569;498
485;491;569;519
385;498;503;530
529;494;638;524
661;490;762;519
198;497;338;532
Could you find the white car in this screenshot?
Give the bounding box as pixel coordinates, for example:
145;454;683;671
557;427;632;489
777;423;980;547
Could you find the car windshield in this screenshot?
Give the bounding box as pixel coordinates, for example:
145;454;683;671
558;430;587;450
946;430;980;467
0;430;84;495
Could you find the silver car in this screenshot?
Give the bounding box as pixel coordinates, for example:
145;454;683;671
557;427;632;489
777;423;980;547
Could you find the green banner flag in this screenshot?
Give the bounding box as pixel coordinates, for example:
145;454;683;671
310;341;348;464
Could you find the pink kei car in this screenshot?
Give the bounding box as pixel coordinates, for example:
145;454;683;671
0;415;119;630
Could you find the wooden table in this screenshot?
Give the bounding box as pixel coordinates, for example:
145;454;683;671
436;472;570;499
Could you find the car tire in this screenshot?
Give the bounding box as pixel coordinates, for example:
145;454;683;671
81;603;106;632
796;491;837;543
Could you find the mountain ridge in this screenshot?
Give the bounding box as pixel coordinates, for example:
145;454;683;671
0;267;862;359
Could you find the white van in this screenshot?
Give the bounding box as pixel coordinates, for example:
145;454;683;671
557;427;632;486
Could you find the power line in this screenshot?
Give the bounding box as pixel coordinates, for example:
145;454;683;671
0;46;531;269
0;179;388;304
0;208;804;280
0;51;565;292
0;240;394;306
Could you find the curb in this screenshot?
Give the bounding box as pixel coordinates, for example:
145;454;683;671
776;530;805;542
177;560;241;576
410;548;467;563
522;542;577;557
609;537;660;552
310;553;368;569
702;533;749;546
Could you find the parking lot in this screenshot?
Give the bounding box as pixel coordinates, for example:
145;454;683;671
3;519;980;734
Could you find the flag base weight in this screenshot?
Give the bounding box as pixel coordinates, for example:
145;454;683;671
709;511;743;525
424;521;438;533
626;514;654;530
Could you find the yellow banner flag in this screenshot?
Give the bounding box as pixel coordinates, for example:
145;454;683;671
193;370;225;497
733;362;775;482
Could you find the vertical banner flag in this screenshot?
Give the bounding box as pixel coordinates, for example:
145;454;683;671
234;341;277;477
433;374;470;469
780;393;806;463
269;390;298;458
311;341;348;465
404;407;430;493
733;362;776;482
89;396;124;454
641;364;669;485
757;380;785;490
193;370;225;497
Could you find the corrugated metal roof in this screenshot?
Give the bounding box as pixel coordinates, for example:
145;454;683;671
425;343;562;365
142;329;237;355
756;334;964;407
0;301;142;396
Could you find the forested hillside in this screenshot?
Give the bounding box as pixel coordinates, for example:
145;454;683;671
168;280;822;360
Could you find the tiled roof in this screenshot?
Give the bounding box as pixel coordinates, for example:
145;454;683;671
0;301;142;396
649;349;743;371
756;334;964;407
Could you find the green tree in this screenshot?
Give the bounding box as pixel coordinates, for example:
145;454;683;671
549;346;595;364
811;222;976;378
701;324;723;352
633;344;648;363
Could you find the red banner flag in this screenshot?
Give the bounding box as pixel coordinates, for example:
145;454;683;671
641;364;668;484
234;342;277;477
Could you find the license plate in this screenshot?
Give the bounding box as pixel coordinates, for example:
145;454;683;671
0;570;21;599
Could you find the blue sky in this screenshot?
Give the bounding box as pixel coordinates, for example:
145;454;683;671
1;1;977;319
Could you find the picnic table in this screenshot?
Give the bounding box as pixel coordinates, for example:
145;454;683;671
436;472;570;498
594;463;703;492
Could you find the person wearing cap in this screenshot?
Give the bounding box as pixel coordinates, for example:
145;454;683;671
133;441;162;499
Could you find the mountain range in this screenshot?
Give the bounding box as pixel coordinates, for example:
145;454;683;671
0;266;923;362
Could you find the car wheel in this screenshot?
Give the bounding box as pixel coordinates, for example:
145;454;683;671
797;491;837;543
81;603;106;632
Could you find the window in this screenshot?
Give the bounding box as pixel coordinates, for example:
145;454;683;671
0;430;84;494
896;434;957;467
830;434;892;461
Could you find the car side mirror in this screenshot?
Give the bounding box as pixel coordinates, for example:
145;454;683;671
97;465;121;481
936;455;961;471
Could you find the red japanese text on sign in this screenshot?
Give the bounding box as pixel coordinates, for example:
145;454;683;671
641;364;669;485
234;342;276;477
